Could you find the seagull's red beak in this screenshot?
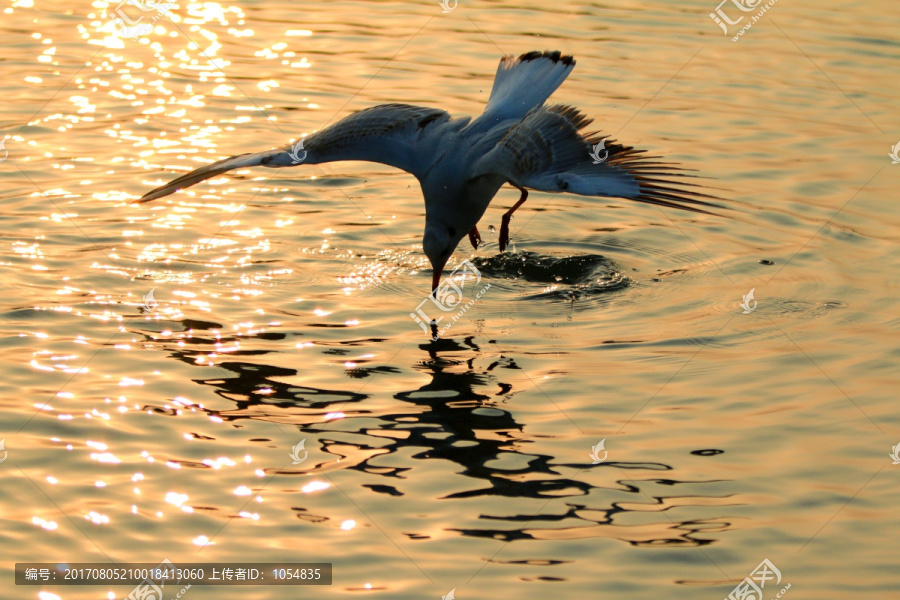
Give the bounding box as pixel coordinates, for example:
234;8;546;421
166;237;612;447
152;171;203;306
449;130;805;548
431;266;444;297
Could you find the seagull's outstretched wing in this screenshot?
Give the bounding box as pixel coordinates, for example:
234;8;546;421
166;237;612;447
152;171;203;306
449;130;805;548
135;149;276;203
471;104;722;213
135;104;459;204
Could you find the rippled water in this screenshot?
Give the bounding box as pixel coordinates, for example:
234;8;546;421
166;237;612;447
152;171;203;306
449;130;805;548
1;0;898;599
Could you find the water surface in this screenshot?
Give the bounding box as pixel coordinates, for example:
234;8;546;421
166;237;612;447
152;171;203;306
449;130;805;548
1;0;898;598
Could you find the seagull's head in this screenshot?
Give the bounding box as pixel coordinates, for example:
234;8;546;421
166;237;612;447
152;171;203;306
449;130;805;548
422;221;461;294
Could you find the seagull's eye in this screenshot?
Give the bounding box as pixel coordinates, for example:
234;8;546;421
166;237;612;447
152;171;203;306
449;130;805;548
447;227;456;236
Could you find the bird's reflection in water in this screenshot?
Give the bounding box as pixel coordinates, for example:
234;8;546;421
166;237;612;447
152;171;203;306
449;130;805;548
136;318;732;548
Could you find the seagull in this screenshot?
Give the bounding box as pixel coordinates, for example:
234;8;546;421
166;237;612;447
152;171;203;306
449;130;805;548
136;50;720;294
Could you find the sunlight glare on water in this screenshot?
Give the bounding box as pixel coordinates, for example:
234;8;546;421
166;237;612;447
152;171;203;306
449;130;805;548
0;0;898;599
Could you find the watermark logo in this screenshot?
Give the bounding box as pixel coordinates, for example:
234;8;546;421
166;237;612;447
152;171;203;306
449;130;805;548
439;0;457;13
0;439;6;464
710;0;778;41
0;139;7;163
289;438;308;465
442;589;456;600
589;139;608;164
142;288;158;313
709;0;758;34
740;288;757;314
288;139;307;164
126;558;191;600
725;558;789;600
410;259;491;340
111;0;172;39
589;439;607;464
889;141;900;164
890;443;900;465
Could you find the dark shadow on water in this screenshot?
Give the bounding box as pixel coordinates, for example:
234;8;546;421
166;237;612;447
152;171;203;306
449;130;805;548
133;318;733;548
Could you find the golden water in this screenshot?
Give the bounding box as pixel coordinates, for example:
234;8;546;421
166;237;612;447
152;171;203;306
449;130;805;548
1;0;898;598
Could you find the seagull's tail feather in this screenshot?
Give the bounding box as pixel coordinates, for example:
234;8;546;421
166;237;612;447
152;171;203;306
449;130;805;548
482;50;576;122
133;150;284;204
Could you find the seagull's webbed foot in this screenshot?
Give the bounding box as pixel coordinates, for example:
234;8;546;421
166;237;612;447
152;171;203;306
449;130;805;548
499;186;528;253
468;226;482;249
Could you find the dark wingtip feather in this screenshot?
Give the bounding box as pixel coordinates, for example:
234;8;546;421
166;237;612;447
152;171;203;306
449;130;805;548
518;50;575;67
632;195;716;214
578;130;729;215
631;179;728;215
546;104;593;130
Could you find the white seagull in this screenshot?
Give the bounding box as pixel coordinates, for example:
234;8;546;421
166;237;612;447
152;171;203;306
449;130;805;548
136;50;720;294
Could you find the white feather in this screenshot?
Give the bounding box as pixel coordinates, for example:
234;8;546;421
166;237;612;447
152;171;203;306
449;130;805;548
482;50;576;123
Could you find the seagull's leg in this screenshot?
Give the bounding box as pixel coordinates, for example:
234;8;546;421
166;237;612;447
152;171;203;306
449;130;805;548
468;226;482;249
499;186;528;252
